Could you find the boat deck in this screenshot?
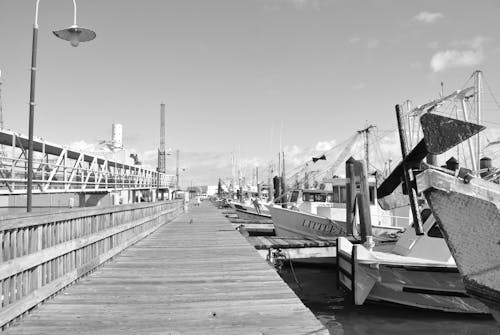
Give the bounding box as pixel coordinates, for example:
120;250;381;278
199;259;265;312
4;202;327;335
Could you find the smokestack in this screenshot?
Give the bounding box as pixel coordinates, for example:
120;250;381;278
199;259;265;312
0;70;4;130
158;103;166;173
111;123;123;149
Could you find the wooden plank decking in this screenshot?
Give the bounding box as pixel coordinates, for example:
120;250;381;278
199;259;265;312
4;202;328;335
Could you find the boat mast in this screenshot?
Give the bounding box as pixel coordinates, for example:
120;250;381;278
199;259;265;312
231;152;235;198
396;104;424;235
238;152;243;202
277;152;281;181
475;70;482;169
281;150;286;206
268;163;273;202
358;125;375;172
365;127;370;171
256;166;260;197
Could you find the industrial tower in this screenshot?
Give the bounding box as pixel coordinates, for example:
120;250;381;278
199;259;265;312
158;103;166;173
0;72;4;156
0;70;3;130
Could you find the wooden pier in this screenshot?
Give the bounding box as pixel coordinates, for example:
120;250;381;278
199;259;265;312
227;217;275;236
246;236;340;264
4;202;328;334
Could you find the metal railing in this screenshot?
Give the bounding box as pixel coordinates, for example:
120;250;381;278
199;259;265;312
0;129;176;194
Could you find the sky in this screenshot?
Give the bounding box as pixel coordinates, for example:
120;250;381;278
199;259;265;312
1;0;500;186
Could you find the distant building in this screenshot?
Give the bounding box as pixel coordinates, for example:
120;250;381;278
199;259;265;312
186;186;201;198
206;185;218;196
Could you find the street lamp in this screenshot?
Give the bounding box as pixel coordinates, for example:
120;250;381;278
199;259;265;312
27;0;96;212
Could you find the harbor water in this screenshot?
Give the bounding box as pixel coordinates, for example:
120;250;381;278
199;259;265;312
279;264;500;335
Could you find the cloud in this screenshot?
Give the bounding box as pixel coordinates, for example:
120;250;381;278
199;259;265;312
68;140;140;167
352;83;366;90
450;36;487;49
366;39;380;48
130;132;402;187
414;11;444;24
430;49;484;72
430;36;486;72
315;140;336;151
69;140;101;153
349;37;361;44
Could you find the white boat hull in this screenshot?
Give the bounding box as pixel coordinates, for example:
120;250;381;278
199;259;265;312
232;203;271;220
235;209;271;220
337;237;490;314
360;264;488;313
268;205;347;240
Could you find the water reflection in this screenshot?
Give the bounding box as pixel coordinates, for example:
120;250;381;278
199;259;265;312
278;264;500;335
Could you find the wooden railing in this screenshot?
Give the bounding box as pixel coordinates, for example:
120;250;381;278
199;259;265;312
0;200;184;328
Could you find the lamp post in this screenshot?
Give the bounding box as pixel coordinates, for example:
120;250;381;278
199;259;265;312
27;0;96;212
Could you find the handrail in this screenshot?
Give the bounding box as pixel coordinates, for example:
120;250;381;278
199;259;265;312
0;199;184;329
0;200;178;230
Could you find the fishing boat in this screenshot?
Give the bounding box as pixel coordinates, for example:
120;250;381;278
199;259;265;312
268;178;407;240
269;125;408;241
231;200;272;220
417;167;500;322
336;213;489;313
337;91;493;313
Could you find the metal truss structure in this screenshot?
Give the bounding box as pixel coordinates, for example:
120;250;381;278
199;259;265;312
0;129;176;195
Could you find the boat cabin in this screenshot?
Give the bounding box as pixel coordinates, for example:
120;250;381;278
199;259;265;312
288;177;391;225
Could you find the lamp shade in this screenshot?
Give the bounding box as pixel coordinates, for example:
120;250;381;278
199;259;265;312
53;26;96;46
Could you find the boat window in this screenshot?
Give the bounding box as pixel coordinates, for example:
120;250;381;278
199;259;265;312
339;186;346;203
332;186;340;203
290;191;299;203
302;193;311;201
314;193;327;202
326;193;333;202
369;186;375;204
427;222;444;238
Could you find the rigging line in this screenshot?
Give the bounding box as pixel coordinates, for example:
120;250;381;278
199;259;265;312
311;134;364;178
373;130;387;169
483;76;500;111
285;134;358;179
377;129;398;134
483;120;500;126
484;146;500;156
461;72;475;91
311;134;390;180
371;130;397;141
439;100;459;116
